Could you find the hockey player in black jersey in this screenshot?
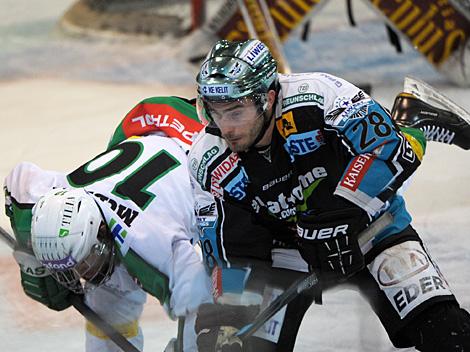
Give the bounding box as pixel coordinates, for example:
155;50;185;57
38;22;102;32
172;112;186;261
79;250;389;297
189;39;470;352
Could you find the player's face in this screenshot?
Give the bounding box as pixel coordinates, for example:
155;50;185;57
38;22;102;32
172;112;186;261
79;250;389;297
206;98;265;152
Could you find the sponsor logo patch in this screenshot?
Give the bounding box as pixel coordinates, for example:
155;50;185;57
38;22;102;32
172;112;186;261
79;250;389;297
298;83;309;93
108;218;128;246
252;167;327;219
211;153;239;183
378;249;429;286
253;287;286;343
241;41;267;65
393;275;448;313
282;93;324;110
130;112;196;143
190;158;198;171
41;255;77;271
197;216;217;229
340;153;376;191
401;135;417;163
210;153;240;197
227;61;244;78
334;96;351;109
197;202;216;216
328;100;374;127
284;129;325;159
276;111;297;138
225;168;249;200
200;62;210;78
196;146;219;184
58;228;69;238
200;85;233;97
369;242;453;318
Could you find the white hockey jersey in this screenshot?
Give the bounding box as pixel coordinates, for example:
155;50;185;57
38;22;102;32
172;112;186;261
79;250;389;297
5;134;212;351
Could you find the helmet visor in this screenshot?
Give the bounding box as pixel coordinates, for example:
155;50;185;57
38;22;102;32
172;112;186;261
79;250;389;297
74;238;115;286
50;223;115;293
197;93;268;127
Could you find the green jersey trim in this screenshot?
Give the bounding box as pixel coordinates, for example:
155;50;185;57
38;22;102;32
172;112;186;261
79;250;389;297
118;249;171;306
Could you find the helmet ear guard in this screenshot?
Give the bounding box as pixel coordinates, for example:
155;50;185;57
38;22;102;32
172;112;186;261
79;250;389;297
195;95;213;126
31;188;115;293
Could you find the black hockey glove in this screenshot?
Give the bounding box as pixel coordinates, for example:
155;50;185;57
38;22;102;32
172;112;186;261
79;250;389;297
195;303;259;352
13;248;72;311
296;207;370;281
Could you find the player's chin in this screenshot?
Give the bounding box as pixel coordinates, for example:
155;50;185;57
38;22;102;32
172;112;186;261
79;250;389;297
227;138;249;152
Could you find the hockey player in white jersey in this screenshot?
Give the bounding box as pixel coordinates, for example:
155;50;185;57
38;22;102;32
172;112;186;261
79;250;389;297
5;133;213;351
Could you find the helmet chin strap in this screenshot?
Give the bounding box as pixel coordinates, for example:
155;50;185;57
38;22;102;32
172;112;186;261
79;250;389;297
249;92;277;149
250;109;274;149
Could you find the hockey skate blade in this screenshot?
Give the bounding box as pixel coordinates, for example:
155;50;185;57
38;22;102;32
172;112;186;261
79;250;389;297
404;76;470;125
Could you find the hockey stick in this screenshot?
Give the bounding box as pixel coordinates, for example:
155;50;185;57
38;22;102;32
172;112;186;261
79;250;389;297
0;225;140;352
0;224;16;249
68;295;141;352
235;211;394;340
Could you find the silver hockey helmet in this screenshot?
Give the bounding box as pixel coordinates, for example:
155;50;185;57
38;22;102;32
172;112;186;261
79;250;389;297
196;39;278;123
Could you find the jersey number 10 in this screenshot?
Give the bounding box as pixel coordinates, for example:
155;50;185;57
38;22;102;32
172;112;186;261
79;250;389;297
67;140;180;210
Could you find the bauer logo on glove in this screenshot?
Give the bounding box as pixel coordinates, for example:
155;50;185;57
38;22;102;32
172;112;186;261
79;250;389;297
296;207;370;280
297;223;349;240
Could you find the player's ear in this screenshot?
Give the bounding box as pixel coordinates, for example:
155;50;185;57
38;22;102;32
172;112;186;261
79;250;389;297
267;90;276;110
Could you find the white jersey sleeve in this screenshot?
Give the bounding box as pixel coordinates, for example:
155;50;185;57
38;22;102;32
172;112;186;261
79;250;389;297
4;161;69;205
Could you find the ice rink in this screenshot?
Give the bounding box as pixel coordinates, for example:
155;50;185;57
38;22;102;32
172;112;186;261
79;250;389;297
1;1;470;351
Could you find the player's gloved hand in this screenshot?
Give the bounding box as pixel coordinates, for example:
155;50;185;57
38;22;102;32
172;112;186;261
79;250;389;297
195;303;259;352
296;207;371;281
13;248;72;311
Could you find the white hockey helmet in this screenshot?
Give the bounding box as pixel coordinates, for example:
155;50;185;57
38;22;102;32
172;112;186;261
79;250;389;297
31;188;115;293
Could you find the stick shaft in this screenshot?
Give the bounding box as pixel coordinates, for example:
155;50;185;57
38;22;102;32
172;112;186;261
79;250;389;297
70;295;141;352
0;225;16;249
